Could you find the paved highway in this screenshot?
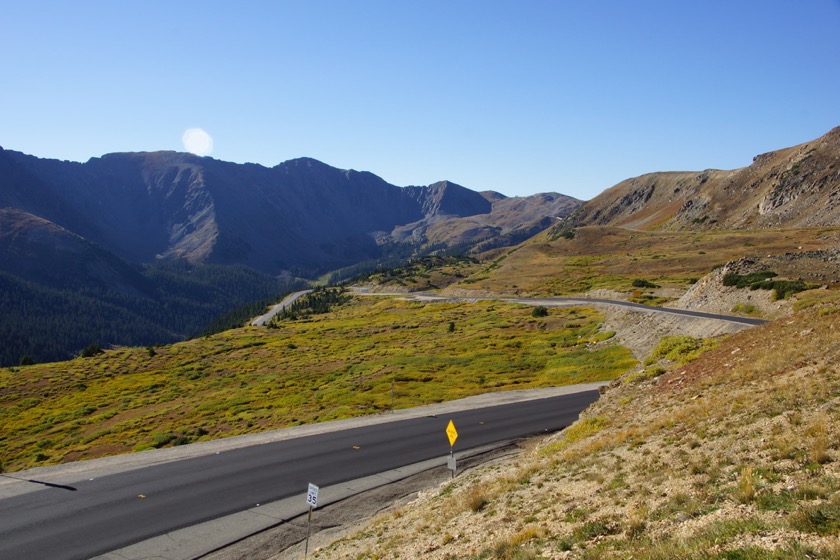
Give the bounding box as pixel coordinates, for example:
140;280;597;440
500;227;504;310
250;290;313;326
0;390;599;560
503;295;767;326
383;291;767;326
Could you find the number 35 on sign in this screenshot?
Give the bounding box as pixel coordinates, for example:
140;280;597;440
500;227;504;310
306;483;319;508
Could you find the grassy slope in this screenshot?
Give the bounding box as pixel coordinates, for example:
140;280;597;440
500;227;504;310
0;297;636;473
324;291;839;559
457;226;840;297
354;256;484;292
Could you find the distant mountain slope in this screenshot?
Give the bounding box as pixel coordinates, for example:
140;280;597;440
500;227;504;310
448;127;840;299
0;208;153;294
392;191;579;252
0;149;580;275
0;205;301;366
566;126;840;231
0;147;579;364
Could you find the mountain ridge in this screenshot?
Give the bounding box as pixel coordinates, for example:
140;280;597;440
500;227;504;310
0;147;579;364
0;147;580;275
564;125;840;231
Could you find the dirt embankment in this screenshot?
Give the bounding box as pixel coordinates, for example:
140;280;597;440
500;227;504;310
597;305;749;362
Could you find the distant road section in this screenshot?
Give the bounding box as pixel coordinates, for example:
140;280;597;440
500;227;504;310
352;289;766;327
250;289;313;326
503;296;767;326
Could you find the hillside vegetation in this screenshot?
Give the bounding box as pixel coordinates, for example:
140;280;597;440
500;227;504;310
451;226;840;300
323;291;840;559
0;297;636;473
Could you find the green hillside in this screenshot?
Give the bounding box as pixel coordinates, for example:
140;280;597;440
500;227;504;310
0;296;636;473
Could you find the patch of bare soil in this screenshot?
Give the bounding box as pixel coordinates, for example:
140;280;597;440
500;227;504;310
597;304;748;361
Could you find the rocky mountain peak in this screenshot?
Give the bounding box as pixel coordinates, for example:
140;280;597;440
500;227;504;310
570;126;840;231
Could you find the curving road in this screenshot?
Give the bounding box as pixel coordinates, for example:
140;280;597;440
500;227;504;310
250;290;313;326
502;295;767;326
0;390;599;560
360;290;767;327
261;288;765;329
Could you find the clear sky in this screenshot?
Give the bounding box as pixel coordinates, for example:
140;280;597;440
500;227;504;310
2;1;839;200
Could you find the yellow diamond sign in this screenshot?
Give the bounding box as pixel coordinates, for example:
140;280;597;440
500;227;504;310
446;419;458;447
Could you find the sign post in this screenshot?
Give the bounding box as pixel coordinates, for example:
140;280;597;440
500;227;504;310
304;483;319;559
446;419;458;478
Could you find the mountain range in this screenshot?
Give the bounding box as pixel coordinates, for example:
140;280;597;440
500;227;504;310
0;149;579;275
2;126;838;366
0;148;579;365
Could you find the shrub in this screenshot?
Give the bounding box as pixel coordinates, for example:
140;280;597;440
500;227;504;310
721;272;812;300
766;280;810;300
80;344;103;358
646;336;703;365
722;271;777;288
531;306;549;318
731;303;757;314
573;517;620;541
623;365;666;385
789;498;840;535
151;432;175;449
541;416;610;456
465;485;490;512
737;466;757;503
632;279;659;289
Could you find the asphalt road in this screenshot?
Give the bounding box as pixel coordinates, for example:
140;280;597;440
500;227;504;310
0;390;599;560
250;290;313;326
503;296;768;326
352;289;766;327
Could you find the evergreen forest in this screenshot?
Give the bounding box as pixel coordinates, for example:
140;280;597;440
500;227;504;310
0;262;302;367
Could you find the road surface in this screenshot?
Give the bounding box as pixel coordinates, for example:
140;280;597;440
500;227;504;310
502;295;767;326
0;390;599;560
250;290;313;326
353;289;766;327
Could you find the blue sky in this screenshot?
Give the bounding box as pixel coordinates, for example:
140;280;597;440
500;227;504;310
2;1;839;200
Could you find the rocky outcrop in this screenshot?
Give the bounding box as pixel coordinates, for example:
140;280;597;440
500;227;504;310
672;249;840;319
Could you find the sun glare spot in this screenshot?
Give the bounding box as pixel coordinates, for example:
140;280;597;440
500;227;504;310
182;128;214;156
